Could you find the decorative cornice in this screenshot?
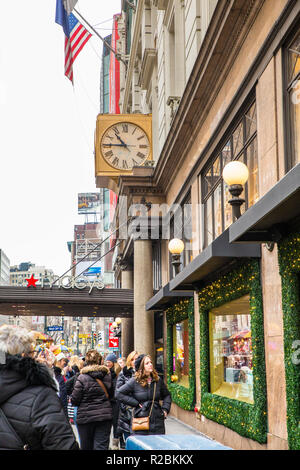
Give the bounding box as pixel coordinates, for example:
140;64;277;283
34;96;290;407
153;0;266;193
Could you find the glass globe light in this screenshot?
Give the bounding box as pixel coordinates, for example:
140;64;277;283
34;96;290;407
222;161;249;186
112;321;118;328
115;317;122;325
168;238;185;255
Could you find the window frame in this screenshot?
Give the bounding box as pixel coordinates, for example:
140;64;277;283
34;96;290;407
201;101;257;248
283;27;300;172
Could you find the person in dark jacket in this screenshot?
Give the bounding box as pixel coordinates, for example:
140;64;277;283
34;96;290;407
115;350;138;447
0;325;78;450
65;356;84;426
105;352;121;449
53;352;68;417
116;354;172;436
71;349;112;450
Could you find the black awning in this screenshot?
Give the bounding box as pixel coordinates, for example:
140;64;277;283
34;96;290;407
146;284;193;311
229;163;300;243
169;229;261;291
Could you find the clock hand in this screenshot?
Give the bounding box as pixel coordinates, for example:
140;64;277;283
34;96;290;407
114;132;127;147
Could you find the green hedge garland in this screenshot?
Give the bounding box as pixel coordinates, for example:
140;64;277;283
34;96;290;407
278;232;300;450
199;259;267;443
166;297;195;410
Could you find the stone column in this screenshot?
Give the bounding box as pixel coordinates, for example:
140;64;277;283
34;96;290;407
133;239;155;359
121;269;134;358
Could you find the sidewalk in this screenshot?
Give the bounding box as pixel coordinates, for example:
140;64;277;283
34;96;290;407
72;415;216;449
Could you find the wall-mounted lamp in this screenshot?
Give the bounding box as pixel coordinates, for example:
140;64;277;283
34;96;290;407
222;161;249;220
168;238;185;275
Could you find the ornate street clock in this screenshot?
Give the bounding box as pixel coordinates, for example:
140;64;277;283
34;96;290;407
95;114;152;190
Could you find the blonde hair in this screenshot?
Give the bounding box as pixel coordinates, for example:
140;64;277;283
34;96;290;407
0;325;36;356
69;355;84;370
126;350;138;368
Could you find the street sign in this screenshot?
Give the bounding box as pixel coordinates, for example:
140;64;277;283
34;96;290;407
47;326;63;332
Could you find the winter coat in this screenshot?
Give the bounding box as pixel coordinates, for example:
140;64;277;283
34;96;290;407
0;354;79;450
115;366;135;434
54;366;68;416
116;376;172;435
65;365;79;381
71;364;112;425
65;372;80;396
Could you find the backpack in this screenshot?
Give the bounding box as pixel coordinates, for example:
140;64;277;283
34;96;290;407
0;407;29;450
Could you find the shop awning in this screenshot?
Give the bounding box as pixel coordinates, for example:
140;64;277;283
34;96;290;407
146;283;193;311
229;163;300;243
169;229;261;292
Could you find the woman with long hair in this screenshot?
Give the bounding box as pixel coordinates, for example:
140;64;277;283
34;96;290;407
115;350;139;447
116;354;171;436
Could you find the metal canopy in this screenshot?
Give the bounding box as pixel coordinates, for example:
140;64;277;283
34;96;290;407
169;229;261;292
229;163;300;243
0;287;133;318
146;284;193;311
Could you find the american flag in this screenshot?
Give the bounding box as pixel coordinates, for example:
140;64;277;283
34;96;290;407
55;0;91;83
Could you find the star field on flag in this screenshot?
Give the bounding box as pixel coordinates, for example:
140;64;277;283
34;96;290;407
55;0;92;83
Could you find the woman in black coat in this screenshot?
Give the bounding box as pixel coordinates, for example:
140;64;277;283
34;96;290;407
0;325;78;450
115;350;138;444
71;350;112;450
116;354;171;436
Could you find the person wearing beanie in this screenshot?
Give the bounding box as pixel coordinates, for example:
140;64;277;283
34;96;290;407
106;352;117;363
134;354;146;372
116;355;171;436
105;353;121;449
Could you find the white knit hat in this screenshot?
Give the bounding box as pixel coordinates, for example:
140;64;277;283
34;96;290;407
55;352;66;362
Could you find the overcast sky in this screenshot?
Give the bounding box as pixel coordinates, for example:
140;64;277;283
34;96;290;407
0;0;121;276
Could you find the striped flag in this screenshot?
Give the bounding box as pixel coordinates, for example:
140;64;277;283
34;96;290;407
55;0;91;83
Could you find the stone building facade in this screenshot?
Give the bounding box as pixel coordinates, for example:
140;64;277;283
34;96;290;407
96;0;300;450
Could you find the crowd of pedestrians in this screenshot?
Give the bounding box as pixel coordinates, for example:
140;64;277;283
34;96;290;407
0;324;172;450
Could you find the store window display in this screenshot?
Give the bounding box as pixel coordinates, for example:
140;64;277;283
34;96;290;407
172;319;189;388
209;295;253;404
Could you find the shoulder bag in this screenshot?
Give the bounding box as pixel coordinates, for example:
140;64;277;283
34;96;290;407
131;381;157;432
95;378;109;399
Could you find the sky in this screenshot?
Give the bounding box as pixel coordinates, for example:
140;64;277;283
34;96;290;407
0;0;121;276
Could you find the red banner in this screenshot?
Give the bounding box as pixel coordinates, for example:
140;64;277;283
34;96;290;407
108;322;119;349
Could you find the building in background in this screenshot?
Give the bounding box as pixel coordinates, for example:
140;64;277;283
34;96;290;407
0;249;10;326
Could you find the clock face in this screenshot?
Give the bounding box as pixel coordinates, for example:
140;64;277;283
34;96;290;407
100;122;150;170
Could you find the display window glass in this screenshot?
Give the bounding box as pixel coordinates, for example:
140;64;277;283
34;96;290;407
172;319;189;388
209;295;254;404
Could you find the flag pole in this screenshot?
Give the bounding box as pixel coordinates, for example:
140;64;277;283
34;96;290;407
73;8;127;68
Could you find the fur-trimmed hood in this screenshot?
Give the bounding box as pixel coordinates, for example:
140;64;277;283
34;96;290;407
81;364;109;375
0;354;57;405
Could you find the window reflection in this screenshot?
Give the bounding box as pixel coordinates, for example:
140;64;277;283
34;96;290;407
172;319;189;388
287;32;300;168
201;102;258;247
209;295;253;405
213;184;222;238
233;121;244;157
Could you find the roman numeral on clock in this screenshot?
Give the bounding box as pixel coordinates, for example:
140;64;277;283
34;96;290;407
112;157;119;167
122;124;128;133
122;160;128;169
105;150;113;157
137;135;144;141
136;152;145;159
139;145;148;149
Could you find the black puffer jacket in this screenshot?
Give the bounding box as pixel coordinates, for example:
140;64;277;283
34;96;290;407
71;364;112;424
0;354;79;450
116;376;172;435
115;366;135;434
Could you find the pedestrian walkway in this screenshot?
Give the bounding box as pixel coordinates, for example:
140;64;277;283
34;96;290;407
72;415;222;450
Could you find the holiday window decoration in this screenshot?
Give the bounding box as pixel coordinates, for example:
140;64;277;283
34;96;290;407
278;231;300;450
199;259;267;443
166;298;195;410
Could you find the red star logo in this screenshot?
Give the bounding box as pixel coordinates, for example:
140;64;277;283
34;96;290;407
26;274;39;287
